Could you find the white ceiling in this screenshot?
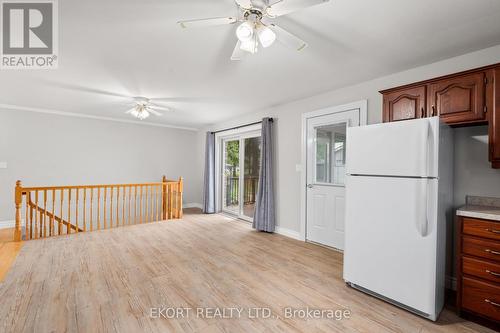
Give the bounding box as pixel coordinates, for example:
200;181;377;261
2;0;500;129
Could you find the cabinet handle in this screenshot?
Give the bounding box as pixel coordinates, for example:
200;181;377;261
485;299;500;307
431;106;436;117
485;249;500;255
486;270;500;277
486;228;500;234
421;107;425;118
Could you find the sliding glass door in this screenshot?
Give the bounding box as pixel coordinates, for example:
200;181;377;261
221;132;261;221
222;139;240;214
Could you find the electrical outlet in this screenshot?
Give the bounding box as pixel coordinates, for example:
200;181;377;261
0;162;7;169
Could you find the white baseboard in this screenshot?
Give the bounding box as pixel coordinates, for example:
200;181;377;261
275;226;301;241
0;220;24;229
446;275;457;291
184;203;203;209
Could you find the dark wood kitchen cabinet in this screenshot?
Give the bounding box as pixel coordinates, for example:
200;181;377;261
428;72;486;124
456;216;500;329
491;68;500;168
382;86;426;122
381;63;500;169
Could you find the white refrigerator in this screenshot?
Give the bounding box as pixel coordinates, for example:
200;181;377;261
343;117;453;321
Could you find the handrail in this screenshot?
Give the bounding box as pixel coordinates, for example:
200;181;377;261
14;175;183;241
20;180;180;192
28;200;83;233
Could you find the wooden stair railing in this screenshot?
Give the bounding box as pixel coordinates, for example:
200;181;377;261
14;176;183;241
27;198;83;235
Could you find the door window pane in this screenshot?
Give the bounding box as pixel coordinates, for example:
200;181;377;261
315;123;347;185
223;140;240;214
243;137;261;219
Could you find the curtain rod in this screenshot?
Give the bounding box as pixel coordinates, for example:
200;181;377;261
211;118;273;134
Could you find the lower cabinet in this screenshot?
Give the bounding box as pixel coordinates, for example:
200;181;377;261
457;216;500;329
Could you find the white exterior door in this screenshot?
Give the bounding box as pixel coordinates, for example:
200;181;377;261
306;110;361;250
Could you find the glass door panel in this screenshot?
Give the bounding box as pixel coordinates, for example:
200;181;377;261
242;136;261;219
222;139;240;214
315;123;347;185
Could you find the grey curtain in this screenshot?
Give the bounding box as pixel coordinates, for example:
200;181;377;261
203;132;216;214
253;118;275;232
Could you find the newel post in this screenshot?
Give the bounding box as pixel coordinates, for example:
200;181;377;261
178;177;183;218
14;180;22;242
162;175;167;220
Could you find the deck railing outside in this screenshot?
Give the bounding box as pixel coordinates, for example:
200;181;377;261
224;176;258;207
14;176;183;241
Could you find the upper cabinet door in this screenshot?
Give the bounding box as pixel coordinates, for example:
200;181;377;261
383;86;426;123
429;72;486;124
491;68;500;168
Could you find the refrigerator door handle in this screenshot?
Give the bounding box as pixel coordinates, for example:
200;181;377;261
420;122;430;177
417;179;429;237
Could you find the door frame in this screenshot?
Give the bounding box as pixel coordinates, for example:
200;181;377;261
300;100;368;242
214;124;262;221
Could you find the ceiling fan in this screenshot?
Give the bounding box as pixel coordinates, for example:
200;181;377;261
178;0;330;60
125;97;171;120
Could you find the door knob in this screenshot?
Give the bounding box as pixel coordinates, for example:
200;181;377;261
307;184;314;189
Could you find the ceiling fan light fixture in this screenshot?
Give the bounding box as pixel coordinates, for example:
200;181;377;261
236;21;254;42
131;104;150;120
239;37;258;54
256;24;276;48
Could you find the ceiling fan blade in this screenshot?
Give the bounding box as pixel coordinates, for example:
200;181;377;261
266;0;329;17
149;103;171;112
235;0;253;9
231;41;247;61
125;108;136;114
269;24;307;51
147;109;163;116
178;17;237;29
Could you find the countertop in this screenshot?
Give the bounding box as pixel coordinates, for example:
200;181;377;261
456;196;500;222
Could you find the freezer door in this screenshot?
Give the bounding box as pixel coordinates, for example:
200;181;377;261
343;175;439;317
346;117;438;177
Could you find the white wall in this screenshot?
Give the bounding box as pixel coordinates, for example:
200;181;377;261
199;44;500;234
0;109;199;222
454;125;500;207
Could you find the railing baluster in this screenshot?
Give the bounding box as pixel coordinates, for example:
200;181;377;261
169;184;174;219
25;193;30;240
134;186;138;224
140;185;143;224
103;187;107;229
83;188;87;232
60;189;64;235
155;185;160;222
145;185;149;223
122;186;125;226
97;187;101;231
178;178;183;218
75;189;79;233
116;186;120;227
90;188;93;232
128;186;131;225
51;189;55;236
42;190;47;237
67;189;72;235
34;190;39;238
110;186;114;227
29;193;34;238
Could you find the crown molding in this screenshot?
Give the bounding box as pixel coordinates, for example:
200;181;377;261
0;103;199;131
